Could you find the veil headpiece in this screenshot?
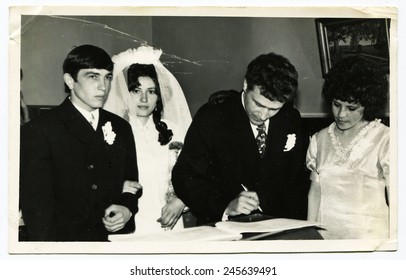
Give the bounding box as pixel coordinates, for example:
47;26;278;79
104;46;192;139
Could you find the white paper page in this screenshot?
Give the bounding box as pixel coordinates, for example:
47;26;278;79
215;218;322;234
109;226;242;242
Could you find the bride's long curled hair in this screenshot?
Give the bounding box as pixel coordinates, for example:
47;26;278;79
127;63;173;145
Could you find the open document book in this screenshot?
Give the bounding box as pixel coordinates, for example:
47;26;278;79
108;218;322;242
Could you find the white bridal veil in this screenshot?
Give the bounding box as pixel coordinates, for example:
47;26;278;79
104;46;192;139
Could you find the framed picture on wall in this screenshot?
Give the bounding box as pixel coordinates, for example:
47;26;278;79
315;18;390;77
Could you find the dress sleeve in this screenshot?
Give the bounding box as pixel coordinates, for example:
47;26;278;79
306;133;320;182
166;121;184;170
378;129;390;187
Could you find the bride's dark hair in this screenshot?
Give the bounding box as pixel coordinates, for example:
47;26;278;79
127;63;173;145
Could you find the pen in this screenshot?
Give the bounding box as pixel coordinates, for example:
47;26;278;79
241;184;263;213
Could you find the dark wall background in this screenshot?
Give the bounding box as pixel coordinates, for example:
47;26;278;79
152;17;326;116
21;16;153;107
21;15;328;117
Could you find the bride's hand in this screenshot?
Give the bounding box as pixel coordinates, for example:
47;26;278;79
157;197;185;230
122;180;142;194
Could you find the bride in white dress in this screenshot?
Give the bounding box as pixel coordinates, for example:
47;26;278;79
104;46;192;234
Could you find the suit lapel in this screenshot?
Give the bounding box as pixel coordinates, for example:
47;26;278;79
58;98;110;161
228;98;290;162
87;109;110;159
263;106;288;161
58;98;95;145
228;98;260;164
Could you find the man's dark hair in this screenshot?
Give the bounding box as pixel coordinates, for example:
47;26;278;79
322;55;388;121
62;45;113;93
245;52;298;103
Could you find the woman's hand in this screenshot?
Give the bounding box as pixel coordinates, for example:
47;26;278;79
157;196;185;230
122;180;143;194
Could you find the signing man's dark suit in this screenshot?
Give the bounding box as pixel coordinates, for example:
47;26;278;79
172;94;308;225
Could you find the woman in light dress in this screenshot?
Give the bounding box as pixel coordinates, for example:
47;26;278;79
104;46;192;234
306;56;390;239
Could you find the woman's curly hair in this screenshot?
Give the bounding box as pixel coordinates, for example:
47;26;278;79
322;56;388;121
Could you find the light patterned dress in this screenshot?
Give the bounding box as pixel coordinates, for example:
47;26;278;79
306;119;390;239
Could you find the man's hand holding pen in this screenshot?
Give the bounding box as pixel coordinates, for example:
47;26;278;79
225;184;263;217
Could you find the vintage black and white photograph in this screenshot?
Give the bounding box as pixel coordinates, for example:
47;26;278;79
8;6;398;254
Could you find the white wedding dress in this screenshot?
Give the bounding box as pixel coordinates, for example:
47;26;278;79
130;115;184;234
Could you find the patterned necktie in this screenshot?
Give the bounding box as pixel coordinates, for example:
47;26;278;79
256;123;267;158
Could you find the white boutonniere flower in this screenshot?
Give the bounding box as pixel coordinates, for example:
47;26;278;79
102;121;116;145
283;134;296;152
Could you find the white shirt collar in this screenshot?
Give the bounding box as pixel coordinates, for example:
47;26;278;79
70;98;99;130
241;92;269;137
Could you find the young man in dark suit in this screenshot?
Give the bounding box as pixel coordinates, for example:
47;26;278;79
20;45;140;241
172;52;308;225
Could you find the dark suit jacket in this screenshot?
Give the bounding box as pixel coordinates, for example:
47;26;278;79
172;96;308;224
20;98;139;241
